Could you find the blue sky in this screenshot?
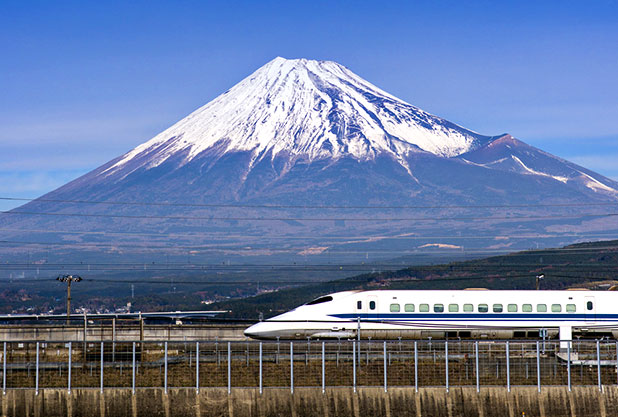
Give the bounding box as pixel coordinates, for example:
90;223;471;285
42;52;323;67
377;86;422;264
1;0;617;210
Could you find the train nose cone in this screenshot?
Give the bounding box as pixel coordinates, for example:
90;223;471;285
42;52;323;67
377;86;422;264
244;322;268;339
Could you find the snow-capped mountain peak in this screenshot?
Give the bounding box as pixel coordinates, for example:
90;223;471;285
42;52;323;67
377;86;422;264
104;57;491;177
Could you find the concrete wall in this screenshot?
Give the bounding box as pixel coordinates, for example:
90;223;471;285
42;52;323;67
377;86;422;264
0;386;614;417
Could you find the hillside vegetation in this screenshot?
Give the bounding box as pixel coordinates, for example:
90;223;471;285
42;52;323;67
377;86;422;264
210;240;618;319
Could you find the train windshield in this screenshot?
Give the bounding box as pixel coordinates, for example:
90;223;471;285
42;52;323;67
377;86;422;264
306;296;333;305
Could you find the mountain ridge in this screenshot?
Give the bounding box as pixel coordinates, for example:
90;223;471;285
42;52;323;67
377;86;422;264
101;57;497;181
1;57;617;273
85;57;617;199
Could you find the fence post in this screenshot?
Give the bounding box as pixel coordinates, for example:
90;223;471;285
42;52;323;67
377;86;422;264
132;342;136;395
353;341;357;393
536;341;541;393
164;341;168;394
196;342;200;394
597;340;602;393
227;342;231;395
475;341;479;393
384;341;388;392
100;341;104;393
259;342;263;395
414;341;418;393
68;342;72;395
506;341;510;392
112;318;116;362
35;342;39;396
2;342;5;395
445;341;449;392
567;340;571;392
321;342;325;394
83;311;88;365
357;318;362;365
290;342;294;394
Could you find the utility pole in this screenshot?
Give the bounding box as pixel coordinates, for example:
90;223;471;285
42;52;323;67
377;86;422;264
57;275;82;323
536;274;545;291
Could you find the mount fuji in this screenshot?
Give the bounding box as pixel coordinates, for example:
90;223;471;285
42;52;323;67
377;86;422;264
2;57;618;270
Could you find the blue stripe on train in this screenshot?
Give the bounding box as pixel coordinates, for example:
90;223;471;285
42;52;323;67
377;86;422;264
330;313;611;321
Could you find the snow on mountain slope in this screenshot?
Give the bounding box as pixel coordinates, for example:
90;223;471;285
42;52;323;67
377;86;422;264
459;135;618;197
103;57;492;178
3;57;618;270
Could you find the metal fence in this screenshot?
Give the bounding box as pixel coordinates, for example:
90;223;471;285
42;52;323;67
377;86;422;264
1;339;616;394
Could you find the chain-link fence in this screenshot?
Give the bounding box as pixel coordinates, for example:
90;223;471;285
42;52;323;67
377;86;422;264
1;340;616;393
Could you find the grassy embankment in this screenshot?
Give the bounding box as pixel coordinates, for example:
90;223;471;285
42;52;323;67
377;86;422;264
210;240;618;319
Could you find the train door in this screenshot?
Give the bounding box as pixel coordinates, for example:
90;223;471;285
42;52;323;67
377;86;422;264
584;296;596;323
367;295;378;318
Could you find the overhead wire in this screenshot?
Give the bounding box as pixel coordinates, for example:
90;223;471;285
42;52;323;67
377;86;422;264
0;197;616;288
0;228;616;246
0;244;616;258
2;196;618;210
2;209;617;222
0;243;617;256
9;273;614;286
0;239;616;270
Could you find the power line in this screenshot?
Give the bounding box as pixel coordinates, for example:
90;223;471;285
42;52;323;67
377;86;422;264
3;209;617;222
84;278;328;285
2;238;617;253
0;250;616;261
0;252;616;266
13;273;615;286
2;196;617;210
0;243;616;264
1;243;617;256
0;227;615;241
78;275;533;285
1;264;616;274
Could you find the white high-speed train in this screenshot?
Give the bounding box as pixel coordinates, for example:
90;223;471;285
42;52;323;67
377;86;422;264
244;289;618;341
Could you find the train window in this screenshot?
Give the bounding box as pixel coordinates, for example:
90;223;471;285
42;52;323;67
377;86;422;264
463;304;473;312
369;301;376;310
448;304;459;312
587;301;593;311
522;304;532;312
434;304;444;313
551;304;562;312
390;303;400;312
566;304;576;313
419;304;429;312
478;304;488;313
493;304;503;313
507;304;517;312
404;304;415;312
357;301;362;310
306;296;333;305
537;304;547;312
